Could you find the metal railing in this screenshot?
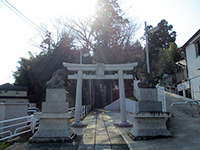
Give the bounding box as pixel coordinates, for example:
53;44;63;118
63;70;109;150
68;105;90;119
166;85;200;101
171;100;200;117
0;115;39;142
0;105;90;142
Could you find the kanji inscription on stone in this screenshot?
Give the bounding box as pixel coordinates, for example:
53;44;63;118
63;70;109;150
96;63;105;77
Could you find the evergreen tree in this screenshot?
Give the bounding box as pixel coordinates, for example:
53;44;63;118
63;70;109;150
158;42;181;78
93;0;134;64
13;33;79;108
147;19;176;77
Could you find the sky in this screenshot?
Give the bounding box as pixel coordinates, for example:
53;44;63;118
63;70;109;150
0;0;199;85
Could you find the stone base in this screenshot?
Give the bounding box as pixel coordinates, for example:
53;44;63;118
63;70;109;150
29;129;75;142
71;122;83;127
137;101;162;112
115;121;133;127
129;112;172;140
30;112;74;143
128;129;171;140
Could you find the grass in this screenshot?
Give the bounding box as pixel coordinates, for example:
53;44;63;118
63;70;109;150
70;118;74;124
0;141;10;150
0;130;33;150
17;132;33;143
128;96;138;101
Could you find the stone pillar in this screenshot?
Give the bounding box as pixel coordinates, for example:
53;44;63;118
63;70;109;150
30;88;75;142
118;70;132;127
71;70;83;127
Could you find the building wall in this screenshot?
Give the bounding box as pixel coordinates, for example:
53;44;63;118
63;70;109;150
0;105;6;121
0;98;29;103
0;90;28;103
186;32;200;100
0;103;29;134
0;90;27;97
190;78;200;99
175;69;187;83
0;103;29;121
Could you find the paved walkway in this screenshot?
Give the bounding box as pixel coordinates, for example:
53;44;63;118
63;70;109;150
77;110;129;150
5;92;200;150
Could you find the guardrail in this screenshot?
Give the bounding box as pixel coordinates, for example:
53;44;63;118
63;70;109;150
0;105;90;142
0;115;39;142
166;85;200;100
170;100;200;117
68;105;90;119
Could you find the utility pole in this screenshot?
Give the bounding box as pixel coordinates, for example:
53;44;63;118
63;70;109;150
145;22;150;74
144;22;159;75
80;49;82;64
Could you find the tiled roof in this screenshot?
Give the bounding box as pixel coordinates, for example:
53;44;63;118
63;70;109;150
0;83;28;91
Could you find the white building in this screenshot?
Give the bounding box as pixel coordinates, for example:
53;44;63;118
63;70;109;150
0;83;29;134
0;83;29;121
182;29;200;100
0;83;28;103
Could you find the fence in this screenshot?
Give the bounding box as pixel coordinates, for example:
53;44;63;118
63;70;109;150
0;115;37;142
166;85;200;100
0;105;90;142
156;85;167;112
68;105;91;119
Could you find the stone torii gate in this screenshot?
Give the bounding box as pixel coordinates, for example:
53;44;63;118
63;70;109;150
63;62;138;127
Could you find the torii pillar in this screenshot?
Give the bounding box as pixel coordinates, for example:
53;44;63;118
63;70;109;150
118;69;129;126
72;70;83;127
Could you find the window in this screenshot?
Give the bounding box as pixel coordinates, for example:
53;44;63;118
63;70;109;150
16;91;20;95
195;39;200;57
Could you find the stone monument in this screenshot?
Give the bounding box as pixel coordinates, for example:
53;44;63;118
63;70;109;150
30;69;75;142
129;69;171;140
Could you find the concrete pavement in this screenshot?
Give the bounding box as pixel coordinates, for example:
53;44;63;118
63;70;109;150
5;92;200;150
113;92;200;150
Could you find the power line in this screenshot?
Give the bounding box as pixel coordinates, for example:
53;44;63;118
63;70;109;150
1;0;47;35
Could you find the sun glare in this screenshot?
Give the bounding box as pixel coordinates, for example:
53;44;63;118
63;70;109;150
60;0;96;18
